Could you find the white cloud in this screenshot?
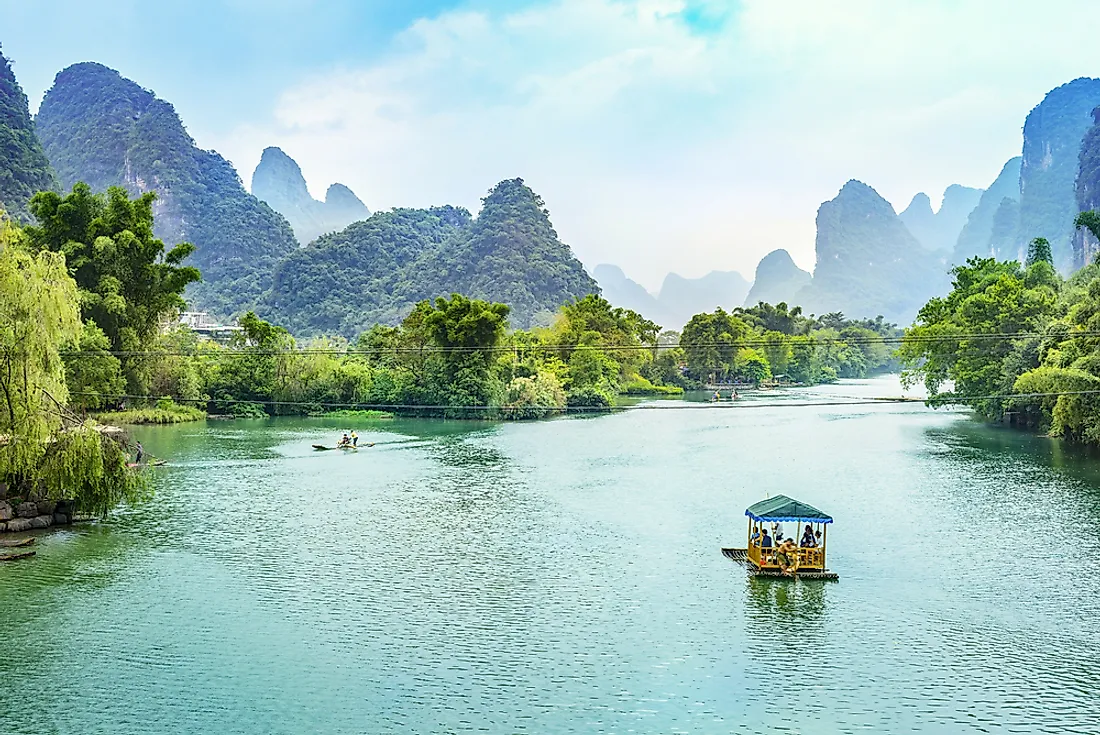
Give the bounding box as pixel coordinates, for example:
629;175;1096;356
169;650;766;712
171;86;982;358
210;0;1100;290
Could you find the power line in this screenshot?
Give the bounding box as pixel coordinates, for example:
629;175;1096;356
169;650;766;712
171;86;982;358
50;329;1100;358
67;388;1100;413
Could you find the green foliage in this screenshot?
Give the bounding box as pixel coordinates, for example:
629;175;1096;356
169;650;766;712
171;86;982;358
0;46;58;222
38;422;149;517
95;400;205;425
64;321;125;410
264;179;598;335
25;183;200;390
0;220;82;480
0;221;144;517
35;62;297;316
902;256;1061;419
1026;237;1054;267
503;372;567;419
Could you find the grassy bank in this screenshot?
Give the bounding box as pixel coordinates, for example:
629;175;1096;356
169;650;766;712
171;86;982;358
308;409;396;419
96;401;206;425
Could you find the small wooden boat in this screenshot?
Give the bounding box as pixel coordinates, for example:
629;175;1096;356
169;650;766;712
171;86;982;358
313;444;357;451
0;537;35;548
723;494;839;581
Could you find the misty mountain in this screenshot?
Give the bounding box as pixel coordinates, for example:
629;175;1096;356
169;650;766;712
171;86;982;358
798;180;947;324
265;178;599;336
657;271;750;325
591;265;681;328
1018;77;1100;272
251;146;370;245
0;46;57;222
898;185;982;253
743;249;812;307
1074;106;1100;267
35;62;298;317
953;157;1022;264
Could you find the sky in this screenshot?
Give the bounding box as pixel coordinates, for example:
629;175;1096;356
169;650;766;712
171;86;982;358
4;0;1100;290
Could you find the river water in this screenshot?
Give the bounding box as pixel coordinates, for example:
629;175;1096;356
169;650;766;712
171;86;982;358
2;377;1098;734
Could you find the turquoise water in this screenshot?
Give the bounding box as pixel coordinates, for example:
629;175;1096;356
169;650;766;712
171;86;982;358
2;377;1098;734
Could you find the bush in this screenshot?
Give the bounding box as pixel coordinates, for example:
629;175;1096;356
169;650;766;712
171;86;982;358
566;386;614;411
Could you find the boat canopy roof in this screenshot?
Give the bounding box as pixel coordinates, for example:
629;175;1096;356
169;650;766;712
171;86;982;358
745;494;833;523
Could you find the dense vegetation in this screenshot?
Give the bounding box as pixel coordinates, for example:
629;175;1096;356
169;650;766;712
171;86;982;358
678;302;898;386
900;226;1100;445
0;46;57;222
24;184;200;395
0;217;144;517
266;179;599;335
35;62;298;316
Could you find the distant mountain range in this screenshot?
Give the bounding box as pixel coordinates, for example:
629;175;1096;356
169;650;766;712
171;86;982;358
3;47;1100;332
251;146;370;245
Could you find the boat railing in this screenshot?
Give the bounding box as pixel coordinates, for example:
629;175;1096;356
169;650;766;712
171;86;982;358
747;544;824;569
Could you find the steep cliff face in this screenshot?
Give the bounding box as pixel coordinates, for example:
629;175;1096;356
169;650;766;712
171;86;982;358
251;147;369;244
35;63;297;316
1074;107;1100;268
1018;77;1100;272
899;186;982;254
0;46;57;221
799;180;946;323
989;197;1022;261
266;179;599;336
953;157;1021;264
743;249;812;307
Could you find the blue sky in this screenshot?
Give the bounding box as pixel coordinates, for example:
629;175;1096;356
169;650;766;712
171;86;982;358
4;0;1100;289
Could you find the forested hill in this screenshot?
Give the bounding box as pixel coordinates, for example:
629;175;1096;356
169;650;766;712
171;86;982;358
251;146;370;244
35;62;298;316
265;179;599;335
0;46;56;222
798;180;947;324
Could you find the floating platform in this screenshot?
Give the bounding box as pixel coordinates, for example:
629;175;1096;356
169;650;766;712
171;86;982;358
0;551;36;562
722;547;839;581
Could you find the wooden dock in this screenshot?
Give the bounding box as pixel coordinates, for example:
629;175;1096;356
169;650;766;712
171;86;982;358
721;547;839;581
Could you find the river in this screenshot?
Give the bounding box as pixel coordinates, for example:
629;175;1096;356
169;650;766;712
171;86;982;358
2;377;1098;734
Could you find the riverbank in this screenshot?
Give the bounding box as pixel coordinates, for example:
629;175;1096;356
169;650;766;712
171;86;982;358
95;402;206;425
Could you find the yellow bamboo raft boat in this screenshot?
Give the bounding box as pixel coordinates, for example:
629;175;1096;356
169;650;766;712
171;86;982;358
722;494;839;581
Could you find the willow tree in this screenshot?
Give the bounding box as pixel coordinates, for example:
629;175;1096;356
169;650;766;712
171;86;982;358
0;217;144;515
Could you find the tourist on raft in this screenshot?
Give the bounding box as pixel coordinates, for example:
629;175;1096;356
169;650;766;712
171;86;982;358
775;537;798;576
801;524;817;548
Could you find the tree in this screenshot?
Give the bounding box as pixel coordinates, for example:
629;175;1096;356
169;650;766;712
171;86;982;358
680;309;749;382
24;183;201;389
0;218;143;513
1026;237;1053;266
900;257;1057;418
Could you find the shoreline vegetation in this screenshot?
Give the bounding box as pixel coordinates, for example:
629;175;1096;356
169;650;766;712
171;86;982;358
0;182;914;522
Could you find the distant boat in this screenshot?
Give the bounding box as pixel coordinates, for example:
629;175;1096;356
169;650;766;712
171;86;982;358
313;443;373;451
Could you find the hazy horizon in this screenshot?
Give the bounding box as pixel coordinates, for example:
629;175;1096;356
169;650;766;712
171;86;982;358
4;0;1100;290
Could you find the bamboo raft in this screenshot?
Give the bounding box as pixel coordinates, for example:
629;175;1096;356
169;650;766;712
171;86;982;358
0;537;35;548
0;551;36;562
722;548;839;581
